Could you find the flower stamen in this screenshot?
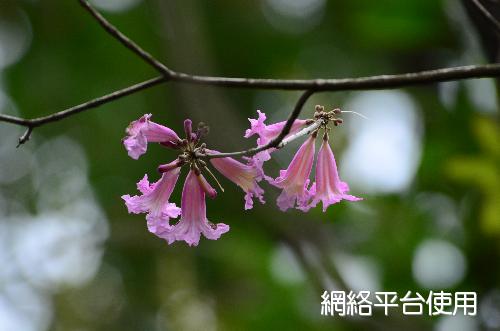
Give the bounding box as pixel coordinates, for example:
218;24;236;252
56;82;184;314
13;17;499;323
202;164;225;193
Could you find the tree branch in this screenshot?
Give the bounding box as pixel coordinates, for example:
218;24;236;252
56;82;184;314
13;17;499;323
3;65;500;147
3;63;500;130
204;90;316;159
78;0;174;76
17;127;33;147
0;76;165;131
77;0;500;91
170;63;500;90
2;0;500;148
471;0;500;34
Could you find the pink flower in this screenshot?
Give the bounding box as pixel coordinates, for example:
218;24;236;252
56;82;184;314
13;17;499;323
308;138;362;211
244;110;308;181
244;110;308;146
160;170;229;246
207;149;265;210
242;155;269;182
271;135;316;211
121;164;181;235
123;114;182;159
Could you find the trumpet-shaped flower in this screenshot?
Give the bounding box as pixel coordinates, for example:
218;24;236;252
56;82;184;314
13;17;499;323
244;110;308;146
308;138;362;211
122;108;362;247
244;110;308;181
208;149;265;210
160;170;229;246
123;114;181;159
271;135;316;211
122;165;181;235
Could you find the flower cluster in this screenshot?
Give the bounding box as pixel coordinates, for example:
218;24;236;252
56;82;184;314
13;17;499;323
244;106;362;212
122;106;361;246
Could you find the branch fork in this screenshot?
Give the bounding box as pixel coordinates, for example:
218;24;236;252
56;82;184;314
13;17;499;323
1;0;499;150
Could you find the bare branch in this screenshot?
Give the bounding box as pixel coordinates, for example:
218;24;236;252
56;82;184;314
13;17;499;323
170;63;500;90
78;0;174;76
3;61;500;130
269;90;315;145
3;63;500;130
78;1;500;91
1;0;500;149
0;113;31;126
17;127;33;147
471;0;500;34
3;63;500;147
0;76;165;129
78;0;500;93
204;90;316;159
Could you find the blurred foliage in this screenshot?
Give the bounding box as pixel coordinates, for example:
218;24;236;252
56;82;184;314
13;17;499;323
446;116;500;236
0;0;499;331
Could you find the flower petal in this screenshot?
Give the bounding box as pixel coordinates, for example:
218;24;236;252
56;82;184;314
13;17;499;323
208;149;265;209
160;170;229;246
122;167;181;235
309;138;362;212
271;135;316;211
123;114;181;159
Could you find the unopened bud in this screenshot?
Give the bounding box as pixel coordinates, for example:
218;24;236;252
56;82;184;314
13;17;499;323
184;119;193;141
196;173;217;199
158;159;183;173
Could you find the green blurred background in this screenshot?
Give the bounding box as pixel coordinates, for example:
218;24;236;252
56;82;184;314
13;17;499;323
0;0;499;330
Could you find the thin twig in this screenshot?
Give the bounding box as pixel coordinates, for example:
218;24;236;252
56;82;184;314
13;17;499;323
17;127;33;147
0;76;165;129
203;90;315;159
169;63;500;90
269;90;315;145
2;64;500;129
471;0;500;34
203;120;321;160
0;113;31;126
3;63;500;130
78;0;174;76
33;77;166;126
